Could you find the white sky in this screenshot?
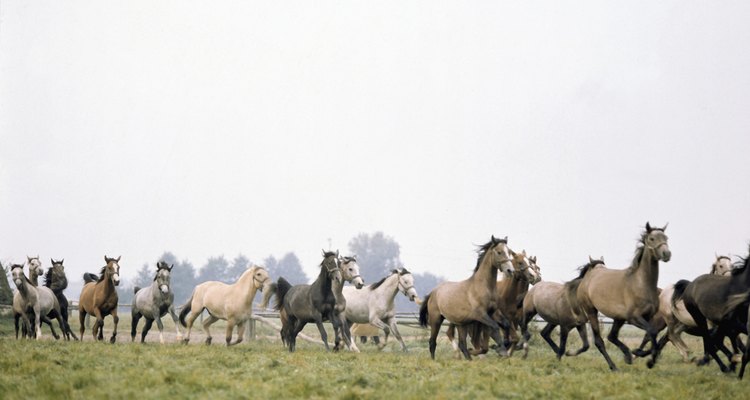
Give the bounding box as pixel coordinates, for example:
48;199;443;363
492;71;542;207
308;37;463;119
2;1;749;289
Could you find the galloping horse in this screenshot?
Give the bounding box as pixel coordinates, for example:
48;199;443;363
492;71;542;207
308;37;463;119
519;256;603;360
342;267;419;352
419;236;514;360
577;223;671;370
331;255;365;352
132;261;182;343
179;265;272;346
445;250;540;357
274;251;343;352
11;263;65;340
674;245;750;376
79;256;122;343
44;259;78;340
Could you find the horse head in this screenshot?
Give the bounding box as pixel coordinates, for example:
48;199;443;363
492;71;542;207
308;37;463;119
397;267;419;302
489;236;514;276
526;254;543;284
46;259;68;290
10;264;26;287
712;254;733;276
339;256;365;289
644;222;671;262
155;261;173;294
26;256;43;279
103;255;122;286
321;250;342;284
509;249;538;283
249;266;271;291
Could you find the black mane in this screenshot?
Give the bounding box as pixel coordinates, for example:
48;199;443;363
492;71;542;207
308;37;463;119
474;236;507;273
577;259;605;279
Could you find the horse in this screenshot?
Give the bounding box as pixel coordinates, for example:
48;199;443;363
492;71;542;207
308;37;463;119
342;267;419;352
673;245;750;375
632;255;734;362
11;263;66;340
576;222;671;370
273;250;343;352
79;256;122;343
419;235;514;360
444;250;540;357
330;255;365;352
179;265;272;346
44;259;79;340
132;261;183;343
519;256;603;360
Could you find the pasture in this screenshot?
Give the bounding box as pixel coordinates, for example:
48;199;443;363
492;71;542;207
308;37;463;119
0;310;744;400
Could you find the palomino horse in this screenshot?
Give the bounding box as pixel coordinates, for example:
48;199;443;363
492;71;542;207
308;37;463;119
132;261;183;343
445;250;540;357
79;256;122;343
419;236;514;360
11;263;65;340
179;265;272;346
44;259;79;340
633;255;734;362
274;251;343;352
342;267;419;352
519;256;604;360
577;223;671;370
674;245;750;376
330;255;365;352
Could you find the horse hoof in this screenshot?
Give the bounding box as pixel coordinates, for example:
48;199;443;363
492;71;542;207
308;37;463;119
182;338;189;345
647;360;655;369
205;337;212;345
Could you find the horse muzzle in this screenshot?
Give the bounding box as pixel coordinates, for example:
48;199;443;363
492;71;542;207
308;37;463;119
160;285;169;294
661;249;672;262
112;274;120;286
353;277;365;289
14;278;22;286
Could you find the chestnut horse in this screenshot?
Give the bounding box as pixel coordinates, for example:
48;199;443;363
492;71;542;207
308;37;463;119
79;256;122;343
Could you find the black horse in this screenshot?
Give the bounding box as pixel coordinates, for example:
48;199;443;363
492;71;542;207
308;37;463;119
44;259;79;340
273;251;343;352
673;244;750;376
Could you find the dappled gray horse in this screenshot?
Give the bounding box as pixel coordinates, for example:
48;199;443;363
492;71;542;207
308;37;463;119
12;264;65;340
132;261;183;343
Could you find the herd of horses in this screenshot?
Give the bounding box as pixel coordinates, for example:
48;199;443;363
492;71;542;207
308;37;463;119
7;222;750;379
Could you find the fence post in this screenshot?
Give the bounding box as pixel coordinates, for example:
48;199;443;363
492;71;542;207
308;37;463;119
247;318;256;341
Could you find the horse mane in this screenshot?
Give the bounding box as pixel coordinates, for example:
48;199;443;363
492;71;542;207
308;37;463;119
474;237;507;273
369;271;397;290
731;253;750;276
341;256;356;264
399;267;410;275
44;267;53;288
99;265;108;280
624;227;664;276
321;251;338;262
577;259;605;279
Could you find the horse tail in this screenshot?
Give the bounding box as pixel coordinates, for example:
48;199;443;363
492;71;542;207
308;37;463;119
671;279;691;309
83;272;99;283
273;278;292;312
178;294;194;327
418;293;432;327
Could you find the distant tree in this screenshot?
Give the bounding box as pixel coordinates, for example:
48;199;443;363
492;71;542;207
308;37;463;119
0;261;13;305
348;232;402;283
265;252;308;285
160;252;197;305
227;254;250;281
133;263;153;290
117;277;135;305
197;256;230;283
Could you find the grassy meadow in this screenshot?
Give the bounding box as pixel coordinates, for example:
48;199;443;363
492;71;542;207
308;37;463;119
0;310;745;400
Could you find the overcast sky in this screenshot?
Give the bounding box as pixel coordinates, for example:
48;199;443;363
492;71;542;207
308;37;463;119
2;2;749;291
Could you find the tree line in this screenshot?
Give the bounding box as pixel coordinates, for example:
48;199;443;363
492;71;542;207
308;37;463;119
1;232;444;312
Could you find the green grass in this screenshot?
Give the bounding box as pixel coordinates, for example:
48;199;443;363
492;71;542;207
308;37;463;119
0;312;746;399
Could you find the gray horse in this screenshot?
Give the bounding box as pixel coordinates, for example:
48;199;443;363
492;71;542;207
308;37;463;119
131;261;183;343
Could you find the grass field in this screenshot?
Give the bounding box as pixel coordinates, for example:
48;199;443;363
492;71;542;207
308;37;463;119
0;310;745;400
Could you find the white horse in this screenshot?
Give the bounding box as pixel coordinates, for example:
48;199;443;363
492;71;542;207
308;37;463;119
131;261;183;344
179;265;272;346
342;268;419;352
11;263;65;340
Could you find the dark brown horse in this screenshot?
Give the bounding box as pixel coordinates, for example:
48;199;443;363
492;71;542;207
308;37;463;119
576;223;671;370
419;236;514;360
79;256;121;343
44;259;79;340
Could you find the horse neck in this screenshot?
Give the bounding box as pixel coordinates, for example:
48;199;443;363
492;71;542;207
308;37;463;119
99;270;116;295
29;270;40;286
16;276;35;298
633;248;659;288
472;253;499;291
51;273;68;292
236;269;259;305
311;265;333;295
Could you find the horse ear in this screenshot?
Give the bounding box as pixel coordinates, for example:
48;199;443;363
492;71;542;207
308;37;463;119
51;258;55;265
491;235;496;242
61;259;64;264
503;236;508;242
322;249;326;256
715;252;719;260
116;256;121;262
662;222;669;231
646;222;652;232
104;255;109;263
601;256;605;262
27;255;31;261
589;255;594;263
522;249;527;257
170;263;174;270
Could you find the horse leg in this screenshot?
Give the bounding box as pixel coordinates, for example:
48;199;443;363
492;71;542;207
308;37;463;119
632;333;652;358
110;308;119;344
740;308;750;379
314;317;331;351
131;311;142;342
586;310;618;371
370;317;391;351
338;315;355;352
387;318;408;352
289;319;307;353
606;319;633;365
33;305;43;340
446;323;459;355
232;320;246;346
428;315;445;360
225;318;236;346
61;302;78;341
667;321;692;362
141;319;154;343
540;323;561;358
154;316;167;344
520;308;536;359
346;320;361;353
558;327;571;360
78;310;87;341
14;313;20;340
630;315;661;368
475;314;507;357
202;315;219;345
183;310;201;345
567;324;590;356
168;306;183;342
456;325;472;360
